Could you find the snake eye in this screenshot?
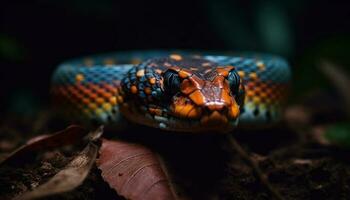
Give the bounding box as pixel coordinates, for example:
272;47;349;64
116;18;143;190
163;70;181;95
227;70;241;94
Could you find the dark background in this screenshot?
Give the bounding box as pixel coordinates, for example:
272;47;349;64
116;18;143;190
1;0;350;116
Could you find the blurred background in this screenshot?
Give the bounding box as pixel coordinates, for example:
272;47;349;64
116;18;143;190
1;0;350;117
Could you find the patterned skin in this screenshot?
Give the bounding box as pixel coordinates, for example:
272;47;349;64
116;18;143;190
52;51;291;133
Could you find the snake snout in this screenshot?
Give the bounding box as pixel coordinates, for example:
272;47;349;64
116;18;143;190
200;100;240;127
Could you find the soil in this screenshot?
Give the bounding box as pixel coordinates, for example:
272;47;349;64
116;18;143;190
0;113;349;200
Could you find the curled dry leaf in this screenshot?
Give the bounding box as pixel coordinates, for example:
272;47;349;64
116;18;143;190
97;139;177;200
0;125;103;199
0;125;88;166
26;134;50;145
16;142;99;200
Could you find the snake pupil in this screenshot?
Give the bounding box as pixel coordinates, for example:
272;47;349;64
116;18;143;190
163;70;181;95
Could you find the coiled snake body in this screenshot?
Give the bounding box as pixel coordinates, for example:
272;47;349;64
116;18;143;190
52;51;291;133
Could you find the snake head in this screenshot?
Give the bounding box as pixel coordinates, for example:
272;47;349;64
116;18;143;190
120;55;245;133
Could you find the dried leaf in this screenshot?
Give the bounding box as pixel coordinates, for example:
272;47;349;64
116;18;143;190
26;134;50;145
16;142;98;200
0;125;88;166
97;139;177;200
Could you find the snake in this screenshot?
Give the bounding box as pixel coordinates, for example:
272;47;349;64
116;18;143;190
51;51;291;133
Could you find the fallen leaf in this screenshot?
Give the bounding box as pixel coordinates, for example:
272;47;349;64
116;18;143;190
0;125;88;166
26;134;50;145
16;142;99;200
97;139;177;200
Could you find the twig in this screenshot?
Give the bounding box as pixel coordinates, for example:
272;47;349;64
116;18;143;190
228;135;284;200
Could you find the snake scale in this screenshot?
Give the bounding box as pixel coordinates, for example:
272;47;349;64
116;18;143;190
51;51;291;133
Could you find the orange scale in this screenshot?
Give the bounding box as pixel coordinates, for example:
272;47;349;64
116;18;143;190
82;98;90;105
260;91;268;98
82;90;93;98
247;82;256;90
187;107;202;118
77;87;86;94
144;87;152;95
117;95;123;103
189;90;206;106
149;107;163;116
102;92;113;99
178;69;192;79
75;94;85;102
96;97;105;105
238;71;245;78
228;103;240;119
148;77;156;85
221;89;232;105
180;79;196;95
109;96;117;105
188;78;204;91
71;87;80;94
212;76;225;88
246;90;255;97
249;72;258;80
103;84;117;93
216;68;230;77
86;83;99;91
97;88;107;96
101;82;114;89
131;85;138;94
174;104;194;118
88;92;98;100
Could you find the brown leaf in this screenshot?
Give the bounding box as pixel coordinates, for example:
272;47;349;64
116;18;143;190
0;125;88;166
16;142;98;200
97;139;177;200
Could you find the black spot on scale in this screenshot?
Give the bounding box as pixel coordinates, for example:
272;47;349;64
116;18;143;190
129;76;137;82
145;72;153;78
253;108;260;116
122;77;130;84
107;115;113;122
240;107;245;114
139;75;147;82
125;82;131;89
139;91;146;99
265;110;272;122
138;84;144;90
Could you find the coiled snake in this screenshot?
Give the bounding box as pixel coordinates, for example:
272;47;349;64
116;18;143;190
52;51;291;133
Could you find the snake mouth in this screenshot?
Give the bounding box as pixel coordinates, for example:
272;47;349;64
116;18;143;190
154;109;240;133
120;103;239;133
200;110;229;127
161;113;239;133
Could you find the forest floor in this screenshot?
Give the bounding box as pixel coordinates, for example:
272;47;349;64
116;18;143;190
0;106;349;200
